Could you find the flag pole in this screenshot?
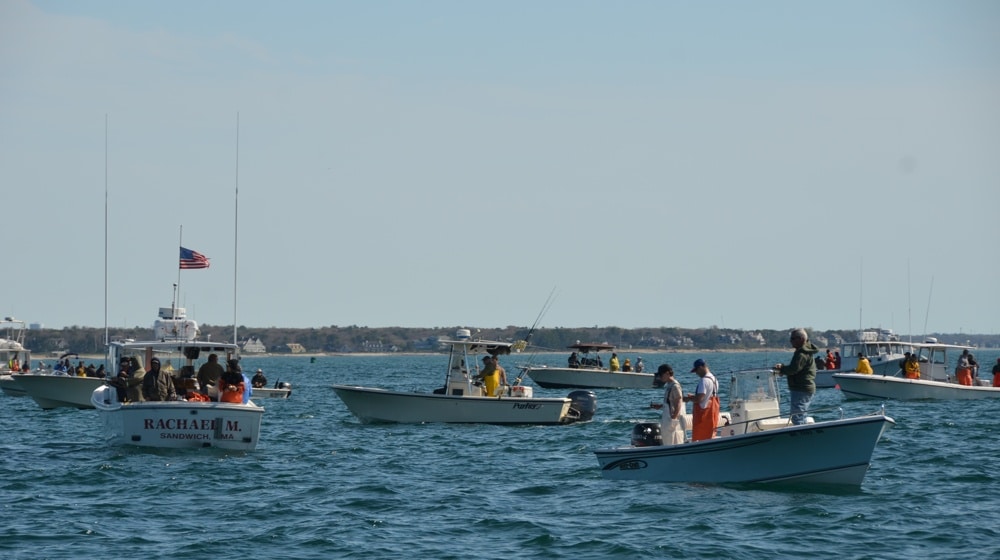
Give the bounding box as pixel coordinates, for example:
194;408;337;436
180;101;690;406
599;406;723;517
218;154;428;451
176;225;183;319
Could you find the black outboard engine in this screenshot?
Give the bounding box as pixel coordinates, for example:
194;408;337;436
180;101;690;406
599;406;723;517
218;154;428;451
567;390;597;422
631;422;662;447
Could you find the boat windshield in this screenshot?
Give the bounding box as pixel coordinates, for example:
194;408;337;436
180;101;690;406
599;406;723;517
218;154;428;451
727;370;779;406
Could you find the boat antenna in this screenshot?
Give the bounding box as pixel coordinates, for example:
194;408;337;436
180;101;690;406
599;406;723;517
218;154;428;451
858;258;863;339
922;276;934;339
103;114;110;370
233;112;240;345
906;259;912;344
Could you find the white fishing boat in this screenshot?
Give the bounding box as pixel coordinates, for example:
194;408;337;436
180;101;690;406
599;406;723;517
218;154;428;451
90;307;264;451
834;339;998;400
594;369;895;488
17;374;107;409
815;329;911;388
1;318;31;397
332;329;597;424
522;343;654;389
252;382;292;399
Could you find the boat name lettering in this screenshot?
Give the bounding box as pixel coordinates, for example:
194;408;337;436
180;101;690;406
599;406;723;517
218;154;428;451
790;428;823;437
160;433;211;440
511;402;541;410
143;418;241;432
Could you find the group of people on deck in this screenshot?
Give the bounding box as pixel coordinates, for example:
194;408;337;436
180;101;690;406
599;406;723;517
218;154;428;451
109;353;261;404
816;350;841;370
650;327;820;445
649;358;723;444
6;357;32;373
568;352;644;373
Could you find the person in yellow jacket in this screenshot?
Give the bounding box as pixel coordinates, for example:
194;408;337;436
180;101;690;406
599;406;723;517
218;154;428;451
854;353;873;374
609;353;620;372
476;355;500;396
903;354;921;379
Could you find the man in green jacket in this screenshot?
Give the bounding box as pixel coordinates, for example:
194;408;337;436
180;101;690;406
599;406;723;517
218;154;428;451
774;328;818;425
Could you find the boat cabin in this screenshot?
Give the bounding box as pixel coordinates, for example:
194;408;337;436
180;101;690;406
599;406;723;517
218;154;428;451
910;340;975;382
0;318;31;373
441;328;517;397
568;343;614;368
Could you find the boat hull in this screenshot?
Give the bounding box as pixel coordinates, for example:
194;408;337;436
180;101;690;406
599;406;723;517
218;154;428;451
251;387;291;399
595;415;894;487
523;366;655;389
332;385;576;424
816;359;901;388
834;373;1000;400
91;386;263;450
0;374;27;397
16;374;106;409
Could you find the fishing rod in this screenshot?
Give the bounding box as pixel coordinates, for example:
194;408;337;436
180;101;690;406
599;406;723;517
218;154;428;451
512;286;558;386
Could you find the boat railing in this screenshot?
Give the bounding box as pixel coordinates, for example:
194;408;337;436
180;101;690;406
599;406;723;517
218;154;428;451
721;403;887;435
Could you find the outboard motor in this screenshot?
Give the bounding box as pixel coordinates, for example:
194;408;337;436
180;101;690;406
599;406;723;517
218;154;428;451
276;381;292;391
631;422;662;447
567;390;597;422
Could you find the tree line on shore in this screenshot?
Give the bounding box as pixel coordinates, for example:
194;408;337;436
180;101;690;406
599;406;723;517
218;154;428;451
22;324;999;355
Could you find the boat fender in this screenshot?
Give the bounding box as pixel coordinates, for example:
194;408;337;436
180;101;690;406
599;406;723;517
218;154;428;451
567;390;597;422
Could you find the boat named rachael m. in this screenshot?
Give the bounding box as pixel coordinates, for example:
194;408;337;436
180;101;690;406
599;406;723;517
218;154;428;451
90;306;264;451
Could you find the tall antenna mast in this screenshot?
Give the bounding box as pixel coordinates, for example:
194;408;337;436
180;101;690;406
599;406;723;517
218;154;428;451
104;114;109;365
233;113;240;345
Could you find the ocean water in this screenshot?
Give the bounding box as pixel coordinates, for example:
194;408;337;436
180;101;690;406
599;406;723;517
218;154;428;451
2;349;999;560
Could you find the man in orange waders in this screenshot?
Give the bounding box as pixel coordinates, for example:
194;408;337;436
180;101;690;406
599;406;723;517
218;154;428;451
684;359;719;442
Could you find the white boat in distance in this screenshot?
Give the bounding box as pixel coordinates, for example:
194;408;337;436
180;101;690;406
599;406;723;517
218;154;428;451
17;374;107;409
595;369;895;488
0;317;36;397
252;381;292;399
90;307;264;451
834;339;998;400
522;343;655;389
815;329;910;388
332;329;597;425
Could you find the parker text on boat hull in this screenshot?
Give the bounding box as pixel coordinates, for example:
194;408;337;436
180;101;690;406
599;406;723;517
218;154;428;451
332;385;581;425
595;415;894;487
523;366;655;389
91;385;264;451
16;374;106;409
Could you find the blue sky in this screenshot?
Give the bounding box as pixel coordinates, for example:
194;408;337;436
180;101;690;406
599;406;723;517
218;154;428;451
2;0;998;335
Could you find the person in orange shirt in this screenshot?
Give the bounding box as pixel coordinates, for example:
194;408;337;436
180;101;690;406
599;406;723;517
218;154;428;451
992;358;1000;388
683;359;719;442
955;355;973;386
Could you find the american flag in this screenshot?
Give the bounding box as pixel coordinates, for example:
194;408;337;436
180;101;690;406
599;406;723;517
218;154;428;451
179;246;210;269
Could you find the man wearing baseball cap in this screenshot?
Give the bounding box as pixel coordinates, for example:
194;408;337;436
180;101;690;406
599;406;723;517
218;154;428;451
649;364;686;445
684;358;719;442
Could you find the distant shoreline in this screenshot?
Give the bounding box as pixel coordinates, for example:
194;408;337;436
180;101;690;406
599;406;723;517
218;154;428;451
54;347;792;362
